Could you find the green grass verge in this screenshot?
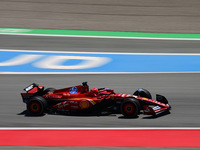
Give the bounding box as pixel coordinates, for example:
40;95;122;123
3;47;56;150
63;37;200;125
0;27;200;39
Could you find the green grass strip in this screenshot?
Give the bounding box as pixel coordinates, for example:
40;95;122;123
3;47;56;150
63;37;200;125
0;27;200;39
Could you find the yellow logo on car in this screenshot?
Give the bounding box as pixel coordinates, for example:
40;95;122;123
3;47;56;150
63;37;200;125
80;101;89;109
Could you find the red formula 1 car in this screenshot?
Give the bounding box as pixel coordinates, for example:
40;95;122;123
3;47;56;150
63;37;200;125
21;82;171;118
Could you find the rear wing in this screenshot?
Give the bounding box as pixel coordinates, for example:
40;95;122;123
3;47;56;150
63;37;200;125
21;83;44;103
24;83;44;93
24;83;38;92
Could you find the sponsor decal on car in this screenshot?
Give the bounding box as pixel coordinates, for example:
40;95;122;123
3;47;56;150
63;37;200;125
24;84;34;92
153;106;161;110
80;101;89;109
57;102;69;109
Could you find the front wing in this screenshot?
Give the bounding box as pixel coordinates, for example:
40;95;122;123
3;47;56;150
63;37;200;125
137;95;171;116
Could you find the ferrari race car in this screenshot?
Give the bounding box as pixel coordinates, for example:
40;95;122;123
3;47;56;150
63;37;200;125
21;82;171;118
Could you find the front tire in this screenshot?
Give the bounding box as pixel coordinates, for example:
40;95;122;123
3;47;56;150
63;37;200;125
133;88;152;99
27;96;47;116
121;98;140;118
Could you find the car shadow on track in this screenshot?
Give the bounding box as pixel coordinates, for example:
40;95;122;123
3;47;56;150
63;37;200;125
118;111;170;119
17;110;116;117
142;111;171;119
17;110;170;119
118;116;139;119
17;110;45;117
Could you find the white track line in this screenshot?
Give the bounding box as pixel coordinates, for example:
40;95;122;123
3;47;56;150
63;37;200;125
1;72;200;74
1;49;200;55
0;33;200;41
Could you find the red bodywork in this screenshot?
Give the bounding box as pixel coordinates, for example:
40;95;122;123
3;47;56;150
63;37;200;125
21;82;170;116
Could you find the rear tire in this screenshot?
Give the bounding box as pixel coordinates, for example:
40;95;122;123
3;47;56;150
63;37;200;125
27;96;47;116
121;98;140;118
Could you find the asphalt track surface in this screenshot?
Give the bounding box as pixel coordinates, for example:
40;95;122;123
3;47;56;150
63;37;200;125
1;0;200;33
0;35;200;127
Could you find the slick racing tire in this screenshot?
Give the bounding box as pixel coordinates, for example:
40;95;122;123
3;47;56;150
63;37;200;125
27;96;47;116
133;88;152;99
120;98;140;118
43;88;56;95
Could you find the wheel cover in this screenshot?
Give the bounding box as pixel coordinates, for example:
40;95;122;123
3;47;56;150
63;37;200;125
123;103;135;114
30;102;41;112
